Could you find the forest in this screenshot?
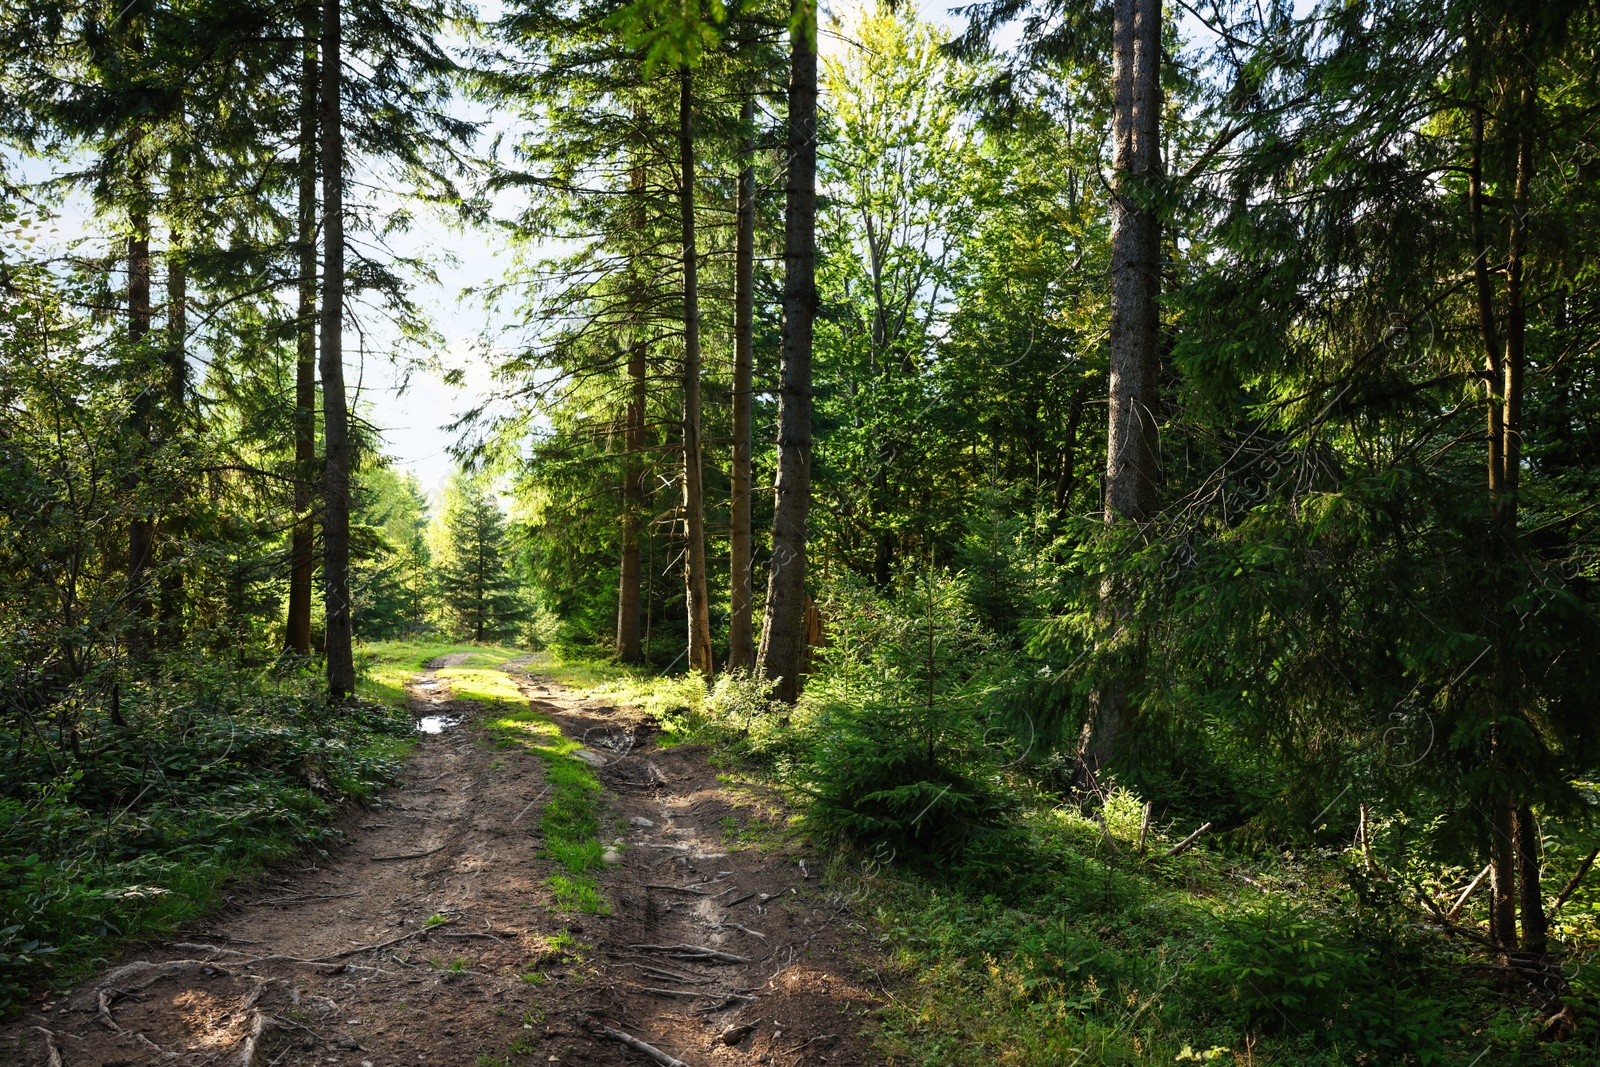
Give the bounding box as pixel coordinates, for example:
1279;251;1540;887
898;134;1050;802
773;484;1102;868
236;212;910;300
3;0;1600;1061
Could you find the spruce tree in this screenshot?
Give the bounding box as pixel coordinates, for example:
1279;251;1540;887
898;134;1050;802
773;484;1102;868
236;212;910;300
436;473;528;643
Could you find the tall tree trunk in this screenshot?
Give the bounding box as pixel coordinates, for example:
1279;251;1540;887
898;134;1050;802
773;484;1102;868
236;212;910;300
319;0;355;700
616;147;646;663
1517;805;1548;955
728;92;757;672
1080;0;1163;774
128;209;155;651
1486;81;1535;946
287;20;318;657
617;334;646;662
678;67;713;678
158;206;187;645
757;0;818;705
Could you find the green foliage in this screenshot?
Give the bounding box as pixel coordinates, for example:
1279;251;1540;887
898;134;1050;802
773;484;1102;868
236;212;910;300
797;572;1021;854
433;471;531;643
1194;899;1341;1031
352;465;433;640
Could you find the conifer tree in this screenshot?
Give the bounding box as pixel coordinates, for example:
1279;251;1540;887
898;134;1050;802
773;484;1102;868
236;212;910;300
436;473;527;643
756;0;818;703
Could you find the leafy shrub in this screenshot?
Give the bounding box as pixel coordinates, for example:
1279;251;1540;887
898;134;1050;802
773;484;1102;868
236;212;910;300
1194;898;1341;1032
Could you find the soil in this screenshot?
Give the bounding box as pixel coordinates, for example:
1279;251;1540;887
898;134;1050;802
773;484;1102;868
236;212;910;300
1;659;888;1067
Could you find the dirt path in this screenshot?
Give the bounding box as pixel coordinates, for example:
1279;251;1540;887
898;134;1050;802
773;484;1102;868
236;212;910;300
3;659;886;1067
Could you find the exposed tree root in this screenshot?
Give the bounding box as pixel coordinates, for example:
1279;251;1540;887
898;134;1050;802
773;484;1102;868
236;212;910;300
632;943;750;964
238;1010;276;1067
585;1019;693;1067
30;1027;63;1067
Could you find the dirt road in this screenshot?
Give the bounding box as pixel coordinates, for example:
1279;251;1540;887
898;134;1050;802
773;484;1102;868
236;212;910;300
3;659;885;1066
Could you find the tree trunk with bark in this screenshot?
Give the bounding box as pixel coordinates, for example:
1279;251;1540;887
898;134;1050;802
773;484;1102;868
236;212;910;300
319;0;355;700
728;92;757;673
757;0;818;705
1485;82;1535;948
287;20;318;657
678;67;713;679
1517;805;1548;955
128;209;155;652
616;144;647;663
617;333;647;662
158;205;187;645
1080;0;1162;775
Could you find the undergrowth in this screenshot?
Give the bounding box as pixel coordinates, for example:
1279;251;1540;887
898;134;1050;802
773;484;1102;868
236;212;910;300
544;574;1600;1065
0;655;415;1012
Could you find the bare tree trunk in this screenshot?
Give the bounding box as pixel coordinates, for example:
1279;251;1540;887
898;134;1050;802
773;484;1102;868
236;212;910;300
1080;0;1162;774
617;146;646;663
320;0;355;700
757;0;818;705
1517;805;1548;955
158;204;187;645
617;337;646;662
678;67;713;679
128;209;155;652
728;92;757;673
287;20;318;657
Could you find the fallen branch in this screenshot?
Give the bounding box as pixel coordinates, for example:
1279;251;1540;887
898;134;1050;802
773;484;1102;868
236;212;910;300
632;943;750;964
1447;864;1492;921
1165;822;1212;857
585;1021;692;1067
644;884;710;895
724;892;757;908
372;844;447;862
1550;849;1599;915
319;919;455;961
718;922;768;942
510;784;552;825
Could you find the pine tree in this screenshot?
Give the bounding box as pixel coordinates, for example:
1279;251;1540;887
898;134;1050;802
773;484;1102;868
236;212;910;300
435;473;528;644
756;0;819;704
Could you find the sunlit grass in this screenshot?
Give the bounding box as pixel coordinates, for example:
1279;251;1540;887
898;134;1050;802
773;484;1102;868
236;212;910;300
355;640;526;707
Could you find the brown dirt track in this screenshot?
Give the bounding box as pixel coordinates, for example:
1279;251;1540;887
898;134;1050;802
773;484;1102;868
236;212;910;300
1;658;889;1067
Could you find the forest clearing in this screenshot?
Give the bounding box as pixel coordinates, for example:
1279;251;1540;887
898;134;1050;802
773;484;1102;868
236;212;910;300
4;0;1600;1061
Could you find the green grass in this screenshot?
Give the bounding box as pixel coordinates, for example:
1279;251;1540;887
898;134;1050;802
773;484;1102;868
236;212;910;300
354;639;527;707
